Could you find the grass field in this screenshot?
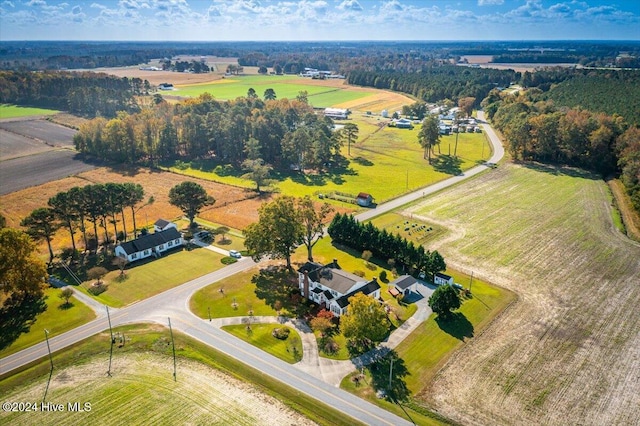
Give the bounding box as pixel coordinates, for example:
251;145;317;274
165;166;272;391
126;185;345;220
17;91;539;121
78;248;224;308
400;162;640;426
0;324;357;426
0;104;59;118
190;269;280;319
173;75;373;108
171;115;490;205
222;324;303;364
0;287;96;357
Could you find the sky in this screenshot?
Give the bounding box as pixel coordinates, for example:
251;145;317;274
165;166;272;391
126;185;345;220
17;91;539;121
0;0;639;41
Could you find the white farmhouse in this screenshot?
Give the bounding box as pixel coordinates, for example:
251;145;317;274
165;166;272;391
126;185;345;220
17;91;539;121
114;228;183;263
298;260;380;317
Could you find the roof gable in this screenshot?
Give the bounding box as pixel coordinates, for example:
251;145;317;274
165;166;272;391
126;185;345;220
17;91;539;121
335;279;380;308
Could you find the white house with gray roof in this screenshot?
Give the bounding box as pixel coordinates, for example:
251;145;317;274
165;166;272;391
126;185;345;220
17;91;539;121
298;260;380;317
114;227;183;263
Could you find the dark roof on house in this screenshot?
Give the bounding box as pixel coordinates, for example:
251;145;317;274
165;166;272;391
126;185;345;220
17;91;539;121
154;218;171;228
323;290;334;300
391;275;417;291
117;228;181;255
357;192;372;199
435;272;452;280
299;261;363;295
335;279;380;309
311;287;323;294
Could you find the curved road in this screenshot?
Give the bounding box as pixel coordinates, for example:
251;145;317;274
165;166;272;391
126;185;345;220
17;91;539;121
0;111;504;425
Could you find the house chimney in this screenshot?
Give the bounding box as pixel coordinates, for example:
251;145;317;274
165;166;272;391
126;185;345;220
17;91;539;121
332;258;339;268
303;271;310;298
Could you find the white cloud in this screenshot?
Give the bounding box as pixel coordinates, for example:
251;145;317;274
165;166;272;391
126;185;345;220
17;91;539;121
337;0;363;12
478;0;504;6
26;0;46;6
1;0;15;7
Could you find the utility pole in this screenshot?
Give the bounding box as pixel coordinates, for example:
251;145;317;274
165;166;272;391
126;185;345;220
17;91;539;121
168;317;177;381
388;356;394;392
106;305;114;376
42;329;54;403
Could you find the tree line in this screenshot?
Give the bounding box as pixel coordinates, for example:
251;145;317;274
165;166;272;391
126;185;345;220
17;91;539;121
327;213;446;280
347;67;516;106
483;89;640;212
0;70;145;117
20;182;148;264
73;94;347;175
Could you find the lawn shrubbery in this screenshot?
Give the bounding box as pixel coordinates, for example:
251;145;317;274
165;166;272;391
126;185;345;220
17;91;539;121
221;256;238;265
272;327;290;340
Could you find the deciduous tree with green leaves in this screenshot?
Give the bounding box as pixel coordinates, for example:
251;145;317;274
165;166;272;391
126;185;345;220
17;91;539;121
168;181;215;229
297;196;333;262
340;292;389;353
428;284;461;319
244;196;303;270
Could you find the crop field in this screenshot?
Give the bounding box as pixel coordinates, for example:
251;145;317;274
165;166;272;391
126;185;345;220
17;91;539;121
400;163;640;425
0;104;59;119
173;75;373;108
0;166;259;252
0;352;315;426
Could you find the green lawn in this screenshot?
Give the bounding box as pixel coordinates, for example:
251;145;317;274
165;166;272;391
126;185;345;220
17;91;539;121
0;286;96;357
190;269;280;319
174;75;372;108
0;104;59;118
222;324;303;364
168;114;489;204
80;248;225;307
340;273;515;426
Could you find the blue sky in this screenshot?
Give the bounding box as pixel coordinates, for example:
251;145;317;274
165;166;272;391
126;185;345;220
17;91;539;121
1;0;639;41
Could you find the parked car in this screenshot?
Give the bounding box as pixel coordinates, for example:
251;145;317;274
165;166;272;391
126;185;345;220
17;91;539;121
229;250;241;259
196;231;211;240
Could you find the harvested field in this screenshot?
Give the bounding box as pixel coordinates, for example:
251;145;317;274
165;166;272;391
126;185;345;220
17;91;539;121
0;150;96;196
405;162;640;425
0;166;258;250
0;353;315;426
0;119;76;147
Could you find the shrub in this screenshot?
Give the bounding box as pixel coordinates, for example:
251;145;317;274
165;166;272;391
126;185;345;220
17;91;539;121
272;327;290;340
353;270;365;277
379;270;388;282
221;256;238;265
88;283;108;296
323;338;340;354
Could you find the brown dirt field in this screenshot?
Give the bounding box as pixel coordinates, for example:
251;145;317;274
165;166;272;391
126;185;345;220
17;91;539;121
0;166;258;251
410;163;640;426
1;353;315;426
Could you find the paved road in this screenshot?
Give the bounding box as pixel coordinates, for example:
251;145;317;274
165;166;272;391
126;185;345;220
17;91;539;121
1;111;505;425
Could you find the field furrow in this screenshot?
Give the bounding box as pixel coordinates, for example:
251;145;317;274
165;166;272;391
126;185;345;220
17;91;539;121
411;163;640;425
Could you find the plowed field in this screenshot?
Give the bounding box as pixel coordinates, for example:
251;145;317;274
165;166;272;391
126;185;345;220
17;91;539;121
405;163;640;425
0;353;315;426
